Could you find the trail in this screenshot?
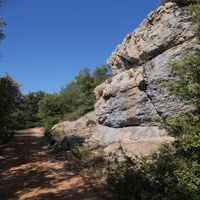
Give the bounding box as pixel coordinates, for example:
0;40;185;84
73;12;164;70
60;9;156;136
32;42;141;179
0;128;104;200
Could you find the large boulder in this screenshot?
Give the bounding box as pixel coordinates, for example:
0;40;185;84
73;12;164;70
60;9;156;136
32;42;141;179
52;111;96;139
95;3;197;128
88;125;174;158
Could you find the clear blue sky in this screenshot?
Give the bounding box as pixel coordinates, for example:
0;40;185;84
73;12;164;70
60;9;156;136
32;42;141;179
0;0;159;94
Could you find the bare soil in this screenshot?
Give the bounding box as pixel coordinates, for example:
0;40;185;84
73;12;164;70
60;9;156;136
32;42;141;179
0;128;105;200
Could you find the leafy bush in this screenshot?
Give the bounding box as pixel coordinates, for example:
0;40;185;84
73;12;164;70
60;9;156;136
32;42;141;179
73;146;92;160
38;94;65;135
107;144;200;200
163;51;200;111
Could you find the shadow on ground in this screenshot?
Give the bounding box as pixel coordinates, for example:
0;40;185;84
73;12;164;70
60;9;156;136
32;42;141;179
0;129;106;200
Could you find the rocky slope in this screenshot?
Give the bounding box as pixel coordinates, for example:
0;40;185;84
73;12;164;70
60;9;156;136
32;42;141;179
95;2;197;128
54;2;198;157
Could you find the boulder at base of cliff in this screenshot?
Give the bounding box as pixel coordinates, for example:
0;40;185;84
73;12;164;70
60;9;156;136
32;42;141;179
52;112;174;158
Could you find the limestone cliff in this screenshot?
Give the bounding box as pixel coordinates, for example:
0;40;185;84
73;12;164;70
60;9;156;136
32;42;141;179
95;2;197;128
53;2;198;158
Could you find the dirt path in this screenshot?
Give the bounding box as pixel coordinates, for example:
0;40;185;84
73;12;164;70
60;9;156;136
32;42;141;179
0;128;105;200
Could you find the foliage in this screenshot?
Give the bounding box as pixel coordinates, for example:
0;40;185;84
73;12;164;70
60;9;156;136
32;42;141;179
38;94;65;135
60;65;110;120
37;65;109;135
14;91;46;129
107;144;200;200
190;4;200;41
160;0;200;6
0;75;21;144
162;51;200;111
72;146;92;160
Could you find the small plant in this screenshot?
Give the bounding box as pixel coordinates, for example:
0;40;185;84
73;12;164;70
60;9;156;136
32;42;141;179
151;114;162;123
73;146;92;160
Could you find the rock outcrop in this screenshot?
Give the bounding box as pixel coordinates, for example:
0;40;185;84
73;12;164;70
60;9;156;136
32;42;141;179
52;2;197;158
52;114;174;157
107;2;195;75
95;2;197;128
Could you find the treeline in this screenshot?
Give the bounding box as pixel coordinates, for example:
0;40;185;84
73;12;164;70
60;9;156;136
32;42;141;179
106;3;200;200
38;66;110;135
0;65;110;144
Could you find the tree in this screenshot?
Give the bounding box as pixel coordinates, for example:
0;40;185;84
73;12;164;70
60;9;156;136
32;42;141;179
0;75;21;143
60;65;110;120
37;65;110;135
93;65;110;87
38;94;65;135
14;91;46;129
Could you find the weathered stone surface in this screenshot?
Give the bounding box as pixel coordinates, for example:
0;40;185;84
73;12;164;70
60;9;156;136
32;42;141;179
52;113;173;157
107;2;195;75
52;111;96;139
88;125;167;146
88;125;174;158
95;68;157;127
95;3;196;128
104;137;174;159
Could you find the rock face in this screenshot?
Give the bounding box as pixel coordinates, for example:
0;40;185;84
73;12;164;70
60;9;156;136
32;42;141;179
107;2;195;75
52;115;174;157
52;2;197;158
95;2;197;128
89;125;167;146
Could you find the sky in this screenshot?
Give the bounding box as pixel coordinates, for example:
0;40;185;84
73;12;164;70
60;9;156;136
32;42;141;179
0;0;159;94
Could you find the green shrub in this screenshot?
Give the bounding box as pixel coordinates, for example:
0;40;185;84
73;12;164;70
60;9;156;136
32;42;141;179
151;114;162;123
73;146;92;160
107;144;200;200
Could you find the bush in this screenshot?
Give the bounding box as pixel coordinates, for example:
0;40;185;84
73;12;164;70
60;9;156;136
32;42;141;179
107;144;200;200
73;146;92;160
38;94;64;135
